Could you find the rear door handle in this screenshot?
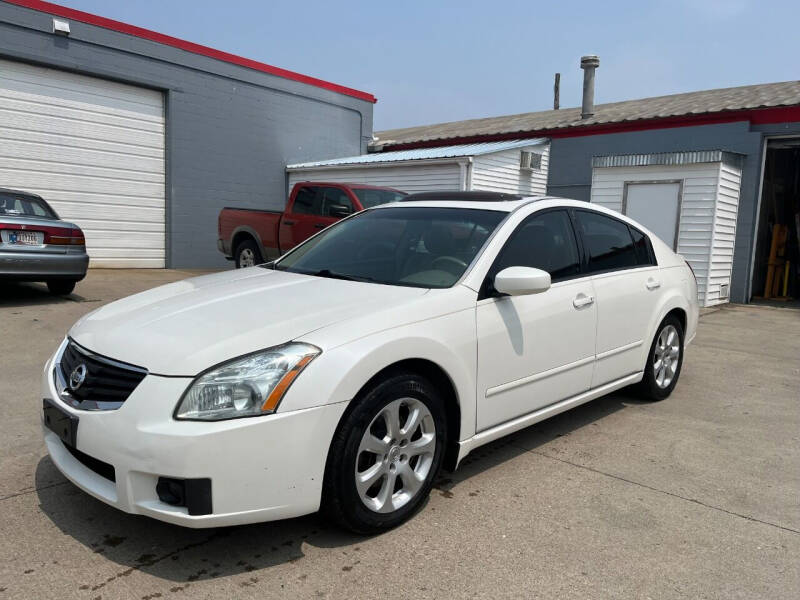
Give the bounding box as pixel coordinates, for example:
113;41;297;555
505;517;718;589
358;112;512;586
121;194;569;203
573;294;595;308
282;220;296;226
314;223;326;229
646;278;661;290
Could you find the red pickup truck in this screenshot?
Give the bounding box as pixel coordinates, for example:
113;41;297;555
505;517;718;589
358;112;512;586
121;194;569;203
218;182;407;267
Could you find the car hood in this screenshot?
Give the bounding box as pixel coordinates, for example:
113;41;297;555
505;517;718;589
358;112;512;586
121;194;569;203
70;268;428;376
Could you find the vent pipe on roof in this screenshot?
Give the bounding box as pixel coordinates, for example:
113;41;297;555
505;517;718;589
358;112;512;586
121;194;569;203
554;73;560;110
580;55;600;119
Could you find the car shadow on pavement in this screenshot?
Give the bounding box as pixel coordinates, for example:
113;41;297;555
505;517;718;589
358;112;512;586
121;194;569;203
34;389;641;590
0;281;87;307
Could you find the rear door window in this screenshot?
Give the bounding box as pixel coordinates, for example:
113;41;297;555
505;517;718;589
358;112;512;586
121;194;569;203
575;210;639;273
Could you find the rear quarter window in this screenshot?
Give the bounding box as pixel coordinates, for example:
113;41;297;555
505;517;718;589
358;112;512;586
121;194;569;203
629;226;657;266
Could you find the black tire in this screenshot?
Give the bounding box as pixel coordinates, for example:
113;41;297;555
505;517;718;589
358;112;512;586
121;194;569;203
322;371;448;534
234;238;263;268
46;279;76;295
639;315;684;401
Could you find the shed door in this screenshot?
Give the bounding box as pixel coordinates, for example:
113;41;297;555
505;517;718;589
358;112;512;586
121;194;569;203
0;59;165;267
624;182;681;250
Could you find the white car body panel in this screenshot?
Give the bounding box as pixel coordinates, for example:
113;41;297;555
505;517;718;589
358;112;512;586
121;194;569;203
70;267;427;375
475;277;596;430
42;195;699;527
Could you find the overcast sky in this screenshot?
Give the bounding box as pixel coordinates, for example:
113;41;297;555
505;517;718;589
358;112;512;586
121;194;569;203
58;0;800;132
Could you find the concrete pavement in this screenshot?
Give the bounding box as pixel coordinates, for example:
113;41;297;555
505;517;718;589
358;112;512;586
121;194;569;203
1;271;798;599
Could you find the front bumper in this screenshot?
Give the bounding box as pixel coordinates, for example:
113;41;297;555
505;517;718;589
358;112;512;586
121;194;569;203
41;350;347;528
0;248;89;280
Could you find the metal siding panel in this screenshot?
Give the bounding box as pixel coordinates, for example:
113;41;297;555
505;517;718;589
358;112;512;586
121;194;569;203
288;163;462;194
0;57;165;267
470;145;549;195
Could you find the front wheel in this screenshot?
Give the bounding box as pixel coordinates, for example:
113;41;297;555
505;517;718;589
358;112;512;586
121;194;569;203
639;316;684;401
323;372;447;534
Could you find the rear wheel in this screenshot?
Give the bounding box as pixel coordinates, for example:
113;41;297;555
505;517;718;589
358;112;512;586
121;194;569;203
639;316;684;401
323;372;447;534
46;280;76;295
234;239;263;268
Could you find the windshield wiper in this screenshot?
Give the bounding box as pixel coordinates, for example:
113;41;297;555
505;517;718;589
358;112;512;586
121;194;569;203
311;269;375;283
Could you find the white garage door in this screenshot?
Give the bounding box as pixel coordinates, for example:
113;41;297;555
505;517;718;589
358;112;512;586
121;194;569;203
0;58;165;267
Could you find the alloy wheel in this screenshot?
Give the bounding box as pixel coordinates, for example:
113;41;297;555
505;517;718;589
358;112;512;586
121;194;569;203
653;324;680;388
355;397;436;513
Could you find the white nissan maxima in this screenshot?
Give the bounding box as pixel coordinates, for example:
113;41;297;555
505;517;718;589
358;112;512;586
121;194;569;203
42;192;698;533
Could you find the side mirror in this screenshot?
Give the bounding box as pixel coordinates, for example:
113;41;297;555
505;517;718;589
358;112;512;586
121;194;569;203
328;204;352;218
494;266;551;296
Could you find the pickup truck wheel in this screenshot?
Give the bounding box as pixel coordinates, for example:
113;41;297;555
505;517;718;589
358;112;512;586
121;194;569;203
46;280;76;295
322;371;447;534
235;239;263;268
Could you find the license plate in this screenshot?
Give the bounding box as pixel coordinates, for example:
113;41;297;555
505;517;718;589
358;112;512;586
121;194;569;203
43;399;78;448
8;230;41;245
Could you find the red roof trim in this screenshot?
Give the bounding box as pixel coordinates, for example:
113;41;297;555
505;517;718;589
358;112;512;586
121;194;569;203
382;105;800;151
4;0;377;103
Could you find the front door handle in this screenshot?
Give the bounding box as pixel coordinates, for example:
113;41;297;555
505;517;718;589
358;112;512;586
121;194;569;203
646;278;661;290
282;220;296;226
573;293;595;309
314;223;326;229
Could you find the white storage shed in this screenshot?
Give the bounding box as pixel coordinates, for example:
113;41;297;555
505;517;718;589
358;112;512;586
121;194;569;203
286;139;550;195
590;150;744;307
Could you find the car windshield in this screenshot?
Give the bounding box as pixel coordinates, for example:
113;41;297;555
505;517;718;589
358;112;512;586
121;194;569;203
273;206;506;288
352;188;407;209
0;193;58;219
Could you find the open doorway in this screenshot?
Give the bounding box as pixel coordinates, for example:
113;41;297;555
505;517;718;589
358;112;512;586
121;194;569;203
752;138;800;304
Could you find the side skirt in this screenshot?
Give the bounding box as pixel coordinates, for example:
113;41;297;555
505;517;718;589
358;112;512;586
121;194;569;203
455;372;643;467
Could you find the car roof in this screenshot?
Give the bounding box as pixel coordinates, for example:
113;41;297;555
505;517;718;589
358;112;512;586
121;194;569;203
0;187;43;199
375;194;581;213
378;194;645;219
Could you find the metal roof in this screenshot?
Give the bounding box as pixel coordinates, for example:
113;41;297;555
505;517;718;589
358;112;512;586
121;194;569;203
286;139;547;170
592;150;745;169
373;80;800;148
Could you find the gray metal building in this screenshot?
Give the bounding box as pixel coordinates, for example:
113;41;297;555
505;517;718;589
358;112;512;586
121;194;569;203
375;70;800;305
0;0;375;268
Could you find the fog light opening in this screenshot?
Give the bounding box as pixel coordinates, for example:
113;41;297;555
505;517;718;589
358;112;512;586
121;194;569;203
155;476;213;516
156;477;185;506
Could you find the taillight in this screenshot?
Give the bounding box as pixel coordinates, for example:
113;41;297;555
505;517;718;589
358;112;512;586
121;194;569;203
0;223;85;245
45;226;85;245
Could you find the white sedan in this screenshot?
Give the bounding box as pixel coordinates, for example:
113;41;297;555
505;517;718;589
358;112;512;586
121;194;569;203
42;192;698;533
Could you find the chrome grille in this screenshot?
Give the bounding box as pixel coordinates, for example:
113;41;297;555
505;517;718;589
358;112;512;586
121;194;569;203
57;340;147;410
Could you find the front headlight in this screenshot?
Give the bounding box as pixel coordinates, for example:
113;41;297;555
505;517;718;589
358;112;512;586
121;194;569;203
175;342;320;421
